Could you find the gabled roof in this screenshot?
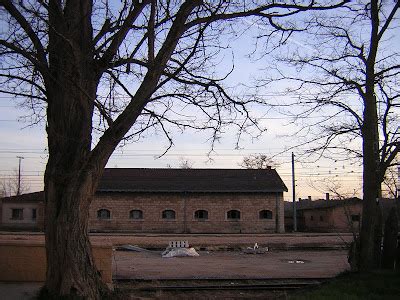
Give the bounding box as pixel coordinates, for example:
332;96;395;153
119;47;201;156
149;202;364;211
98;168;288;193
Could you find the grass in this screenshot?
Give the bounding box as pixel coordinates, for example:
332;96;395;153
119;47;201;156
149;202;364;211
290;271;400;300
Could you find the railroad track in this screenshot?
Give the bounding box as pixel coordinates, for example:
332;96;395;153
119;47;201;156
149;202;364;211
116;278;326;292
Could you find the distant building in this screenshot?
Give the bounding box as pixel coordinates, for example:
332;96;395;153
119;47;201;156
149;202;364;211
1;168;287;233
0;191;44;231
285;196;399;233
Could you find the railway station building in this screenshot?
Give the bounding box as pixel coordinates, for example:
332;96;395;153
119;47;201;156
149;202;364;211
0;168;287;233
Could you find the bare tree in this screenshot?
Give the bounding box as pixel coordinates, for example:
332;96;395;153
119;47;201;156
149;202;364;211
0;0;347;297
262;0;399;270
239;153;279;169
0;170;30;198
178;157;194;169
383;163;399;198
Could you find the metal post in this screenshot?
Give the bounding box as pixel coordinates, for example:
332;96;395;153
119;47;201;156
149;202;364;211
292;152;297;231
16;156;24;195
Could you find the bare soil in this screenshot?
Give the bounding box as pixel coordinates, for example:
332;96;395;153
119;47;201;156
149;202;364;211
113;249;349;280
0;232;352;299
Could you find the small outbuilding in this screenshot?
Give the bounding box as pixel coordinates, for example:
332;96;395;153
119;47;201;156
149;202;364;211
0;191;45;231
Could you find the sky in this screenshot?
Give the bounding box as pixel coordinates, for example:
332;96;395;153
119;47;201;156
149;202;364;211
0;3;371;201
0;107;364;201
0;60;364;202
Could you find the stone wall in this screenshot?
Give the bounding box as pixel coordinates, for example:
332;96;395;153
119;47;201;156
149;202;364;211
89;192;284;233
1;191;285;233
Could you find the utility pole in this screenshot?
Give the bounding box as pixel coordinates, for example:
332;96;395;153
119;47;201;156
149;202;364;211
292;152;297;231
16;156;24;195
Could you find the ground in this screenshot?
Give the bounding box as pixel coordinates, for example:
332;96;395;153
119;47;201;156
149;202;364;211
114;249;348;280
0;232;353;299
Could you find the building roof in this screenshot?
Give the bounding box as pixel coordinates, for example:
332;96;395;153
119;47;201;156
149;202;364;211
1;191;44;203
98;168;288;193
297;197;363;211
284;197;400;218
284;197;362;217
0;168;288;203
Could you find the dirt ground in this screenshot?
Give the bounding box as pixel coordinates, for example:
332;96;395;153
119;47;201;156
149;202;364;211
1;232;352;280
113;249;349;280
0;232;352;299
0;232;352;279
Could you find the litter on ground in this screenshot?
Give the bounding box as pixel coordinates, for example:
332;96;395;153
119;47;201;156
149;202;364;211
162;247;200;258
243;243;269;254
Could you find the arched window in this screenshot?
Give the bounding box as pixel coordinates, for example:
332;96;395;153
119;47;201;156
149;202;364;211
259;210;273;219
227;210;240;220
97;209;110;220
194;210;208;220
129;209;143;220
162;209;176;220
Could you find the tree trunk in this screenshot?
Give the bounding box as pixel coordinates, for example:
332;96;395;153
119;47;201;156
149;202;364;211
42;76;111;298
42;67;112;298
42;2;109;297
359;91;382;271
382;208;399;269
358;0;382;271
42;78;110;298
396;240;400;272
43;178;108;298
373;205;383;268
348;236;360;272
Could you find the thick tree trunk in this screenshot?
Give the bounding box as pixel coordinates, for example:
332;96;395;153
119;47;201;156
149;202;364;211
43;178;108;298
42;78;109;298
359;96;382;271
41;2;110;297
42;64;111;298
42;80;110;298
358;0;382;271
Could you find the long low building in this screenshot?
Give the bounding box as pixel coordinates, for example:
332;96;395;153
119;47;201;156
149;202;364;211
1;168;287;233
284;196;399;232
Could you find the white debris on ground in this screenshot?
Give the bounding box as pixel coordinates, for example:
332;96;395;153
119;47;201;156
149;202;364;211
161;247;200;258
243;243;269;254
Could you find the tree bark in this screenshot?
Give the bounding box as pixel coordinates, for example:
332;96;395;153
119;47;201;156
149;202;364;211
41;1;109;297
43;177;108;298
43;74;109;298
358;0;382;271
359;91;382;271
42;74;111;297
382;208;399;269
